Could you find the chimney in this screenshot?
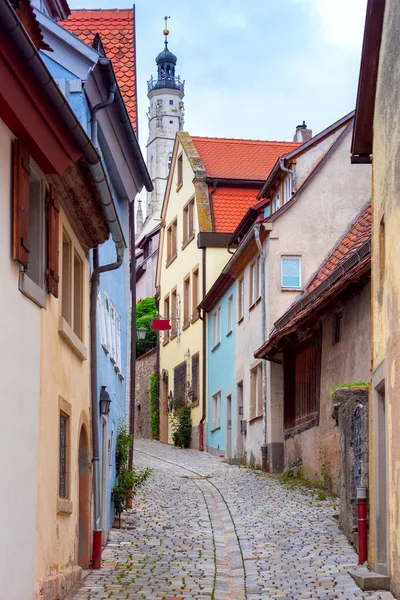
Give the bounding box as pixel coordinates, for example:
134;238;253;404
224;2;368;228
293;121;312;143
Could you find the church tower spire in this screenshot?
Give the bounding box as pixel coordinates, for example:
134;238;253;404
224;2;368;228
144;17;185;221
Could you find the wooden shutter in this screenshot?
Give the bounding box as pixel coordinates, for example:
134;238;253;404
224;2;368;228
47;184;60;297
12;139;30;268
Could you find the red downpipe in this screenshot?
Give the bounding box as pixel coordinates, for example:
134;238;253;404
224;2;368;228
357;486;368;564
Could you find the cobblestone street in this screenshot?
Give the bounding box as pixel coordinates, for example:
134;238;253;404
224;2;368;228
71;441;394;600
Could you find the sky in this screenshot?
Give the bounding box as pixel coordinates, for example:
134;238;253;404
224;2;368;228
67;0;367;157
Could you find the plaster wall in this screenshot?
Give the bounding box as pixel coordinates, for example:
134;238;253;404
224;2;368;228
294;127;345;188
36;208;91;596
136;231;160;301
371;0;400;589
284;282;371;492
0;120;41;600
206;283;236;457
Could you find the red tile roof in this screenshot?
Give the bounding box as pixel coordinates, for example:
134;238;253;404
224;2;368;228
306;203;372;293
61;9;137;131
211;187;259;232
254;202;372;358
192;137;300;180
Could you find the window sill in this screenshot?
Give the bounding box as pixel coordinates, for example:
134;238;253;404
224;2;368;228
101;343;109;355
237;316;244;325
191;311;200;324
284;414;319;439
19;272;47;309
182;231;195;250
281;287;303;292
211;342;221;352
58;317;88;361
57;498;73;515
210;425;221;433
226;329;232;337
166;251;177;268
183;319;190;331
249;297;261;312
248;415;262;424
191;399;199;407
118;372;125;381
162;337;169;346
170;331;177;341
176;182;183;192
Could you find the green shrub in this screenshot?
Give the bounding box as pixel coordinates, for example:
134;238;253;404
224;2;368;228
136;297;157;357
150;372;159;440
171;405;192;448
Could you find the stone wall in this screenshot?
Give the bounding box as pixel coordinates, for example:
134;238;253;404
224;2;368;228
135;348;157;440
332;387;369;548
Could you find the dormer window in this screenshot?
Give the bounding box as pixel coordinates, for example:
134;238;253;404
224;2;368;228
272;190;281;213
283;176;292;204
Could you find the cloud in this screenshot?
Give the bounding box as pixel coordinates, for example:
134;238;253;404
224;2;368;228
291;0;367;52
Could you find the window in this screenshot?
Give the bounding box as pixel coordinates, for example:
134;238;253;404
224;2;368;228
238;277;244;321
163;294;170;343
61;230;84;341
166;218;178;265
281;256;301;289
249;363;263;420
171;288;177;338
284;334;321;431
212;391;221;430
332;312;343;345
192;267;199;321
115;314;122;373
177;154;183;189
191;353;199;405
272;190;281;213
283;175;292;204
264;204;271;218
182;198;195;246
13;141;60;307
212;305;221;348
108;425;114;468
97;292;108;352
167;153;172;173
227;294;233;334
169;100;174;105
249;258;260;306
174;361;187;406
100;292;123;375
59;412;69;499
183;274;191;329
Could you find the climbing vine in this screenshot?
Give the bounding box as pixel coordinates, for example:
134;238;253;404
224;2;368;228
112;423;152;526
150;372;159;440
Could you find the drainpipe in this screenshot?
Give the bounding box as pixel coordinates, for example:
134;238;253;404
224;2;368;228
128;200;136;470
279;158;297;194
90;84;116;148
199;247;207;451
254;224;268;471
89;89;126;569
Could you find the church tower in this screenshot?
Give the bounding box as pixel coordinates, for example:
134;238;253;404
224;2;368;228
145;17;185;220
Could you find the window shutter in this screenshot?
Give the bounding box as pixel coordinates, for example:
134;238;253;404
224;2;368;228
47;184;60;297
12;139;30;268
116;315;122;372
97;292;107;349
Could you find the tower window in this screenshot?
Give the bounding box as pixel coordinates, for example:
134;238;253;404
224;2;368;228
169;100;174;106
167;154;172;172
170;120;173;124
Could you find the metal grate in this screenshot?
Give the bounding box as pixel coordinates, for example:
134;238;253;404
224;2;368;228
59;413;67;499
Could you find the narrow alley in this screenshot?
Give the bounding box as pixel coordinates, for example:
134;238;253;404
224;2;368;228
70;441;393;600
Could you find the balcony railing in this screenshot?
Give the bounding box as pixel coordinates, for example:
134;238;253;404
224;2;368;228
147;75;185;94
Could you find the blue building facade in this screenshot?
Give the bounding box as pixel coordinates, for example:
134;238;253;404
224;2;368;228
39;23;144;541
206;283;236;458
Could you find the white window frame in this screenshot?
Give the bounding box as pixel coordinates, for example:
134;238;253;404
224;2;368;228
272;190;281;213
211;390;221;431
97;292;108;353
283;175;292;204
212;305;221;349
238;277;244;321
227;294;233;335
249;258;260;306
281;256;302;289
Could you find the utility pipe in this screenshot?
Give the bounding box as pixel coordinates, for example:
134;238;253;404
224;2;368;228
89;89;126;569
279;158;297;194
90;84;116;148
199;246;207;451
254;223;268;471
128;199;136;470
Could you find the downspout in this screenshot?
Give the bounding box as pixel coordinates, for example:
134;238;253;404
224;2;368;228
279;158;297;194
90;84;116;149
89;89;125;569
199;247;207;451
254;223;267;471
128;200;136;469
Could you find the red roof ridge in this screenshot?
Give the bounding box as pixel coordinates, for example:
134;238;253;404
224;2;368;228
191;135;300;146
70;8;133;13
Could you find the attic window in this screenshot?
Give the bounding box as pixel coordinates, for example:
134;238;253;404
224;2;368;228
332;313;343;345
177;154;183;189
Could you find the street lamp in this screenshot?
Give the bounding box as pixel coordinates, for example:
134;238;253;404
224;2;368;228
99;385;112;416
136;327;148;341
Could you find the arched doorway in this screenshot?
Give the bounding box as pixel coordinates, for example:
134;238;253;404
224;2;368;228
78;425;90;568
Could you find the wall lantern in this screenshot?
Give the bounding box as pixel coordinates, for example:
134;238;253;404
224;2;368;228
136;327;148;341
99;385;112;416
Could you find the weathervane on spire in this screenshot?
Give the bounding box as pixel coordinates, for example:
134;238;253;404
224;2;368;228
163;15;170;46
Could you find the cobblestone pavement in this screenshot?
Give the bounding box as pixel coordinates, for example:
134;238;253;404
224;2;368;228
70;440;395;600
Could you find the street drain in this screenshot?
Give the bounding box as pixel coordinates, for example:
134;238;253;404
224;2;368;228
182;475;213;480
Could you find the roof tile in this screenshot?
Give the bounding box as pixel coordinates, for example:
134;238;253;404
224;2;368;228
61;9;137;131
